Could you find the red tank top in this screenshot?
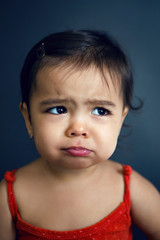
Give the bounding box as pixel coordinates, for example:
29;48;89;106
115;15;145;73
4;165;132;240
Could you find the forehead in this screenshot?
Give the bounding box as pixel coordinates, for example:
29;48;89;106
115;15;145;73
34;65;122;102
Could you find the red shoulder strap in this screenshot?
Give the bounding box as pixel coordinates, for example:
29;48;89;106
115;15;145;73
123;165;132;212
4;170;18;222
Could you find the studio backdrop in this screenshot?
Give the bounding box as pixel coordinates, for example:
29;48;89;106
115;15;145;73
1;1;160;239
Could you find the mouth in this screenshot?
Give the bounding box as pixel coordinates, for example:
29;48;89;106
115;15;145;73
62;147;92;157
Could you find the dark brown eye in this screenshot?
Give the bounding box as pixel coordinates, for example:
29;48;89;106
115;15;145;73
48;106;67;114
92;107;109;116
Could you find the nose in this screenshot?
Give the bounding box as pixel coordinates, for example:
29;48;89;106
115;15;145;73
66;122;89;138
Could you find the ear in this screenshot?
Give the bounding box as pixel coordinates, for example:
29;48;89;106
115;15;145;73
122;106;129;122
19;102;33;138
118;106;129;137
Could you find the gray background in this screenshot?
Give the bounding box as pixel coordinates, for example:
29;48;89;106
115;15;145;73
1;1;160;239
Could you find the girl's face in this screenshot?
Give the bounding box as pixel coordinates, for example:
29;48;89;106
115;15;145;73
21;66;128;170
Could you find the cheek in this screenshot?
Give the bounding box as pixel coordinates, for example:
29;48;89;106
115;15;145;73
101;130;119;149
98;121;121;140
32;120;63;149
95;123;121;154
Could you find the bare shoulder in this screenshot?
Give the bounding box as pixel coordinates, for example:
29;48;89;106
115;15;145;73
13;158;44;198
13;159;45;190
130;169;160;195
0;179;16;240
103;160;125;184
15;158;43;178
106;159;124;173
130;169;160;239
130;169;160;208
0;159;44;239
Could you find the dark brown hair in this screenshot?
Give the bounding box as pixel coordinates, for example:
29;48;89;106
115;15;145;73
20;30;142;112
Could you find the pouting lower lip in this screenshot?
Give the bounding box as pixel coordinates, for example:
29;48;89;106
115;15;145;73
62;147;92;156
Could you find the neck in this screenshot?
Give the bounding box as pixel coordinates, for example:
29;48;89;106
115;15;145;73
41;158;101;184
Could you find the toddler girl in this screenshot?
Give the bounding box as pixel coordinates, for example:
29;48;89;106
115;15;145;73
0;30;160;240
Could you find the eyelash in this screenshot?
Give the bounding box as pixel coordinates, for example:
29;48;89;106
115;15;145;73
92;107;111;116
46;106;111;116
47;106;67;115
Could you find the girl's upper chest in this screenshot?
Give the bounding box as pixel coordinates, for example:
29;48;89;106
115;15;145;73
15;167;124;231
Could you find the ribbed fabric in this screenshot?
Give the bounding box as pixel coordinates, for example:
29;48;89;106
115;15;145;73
4;165;132;240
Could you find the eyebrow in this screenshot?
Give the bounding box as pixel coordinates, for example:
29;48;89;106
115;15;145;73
39;99;116;107
86;100;116;107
